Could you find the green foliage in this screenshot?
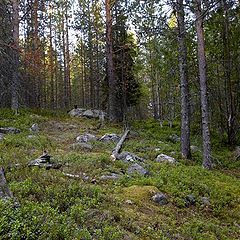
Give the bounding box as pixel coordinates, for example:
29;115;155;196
0;109;239;239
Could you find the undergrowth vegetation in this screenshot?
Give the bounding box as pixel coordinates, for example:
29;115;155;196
0;109;239;239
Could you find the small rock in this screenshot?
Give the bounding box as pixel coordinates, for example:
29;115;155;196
99;133;120;142
30;123;39;132
100;173;121;181
185;194;196;207
127;163;148;176
190;145;200;153
201;197;210;207
68;125;78;130
68;108;86;117
125;199;134;205
71;142;93;151
0;133;4;141
91;178;97;184
117;151;144;163
83;109;106;119
129;131;139;138
233;146;240;160
76;133;97;143
169;134;180;143
0;127;20;134
152;193;168;205
156;154;176;164
27;135;35;139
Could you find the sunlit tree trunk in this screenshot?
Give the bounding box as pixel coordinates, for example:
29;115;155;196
195;0;212;169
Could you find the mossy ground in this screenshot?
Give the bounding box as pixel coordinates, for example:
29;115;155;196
0;109;239;239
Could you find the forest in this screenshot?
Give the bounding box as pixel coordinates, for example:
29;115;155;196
0;0;240;239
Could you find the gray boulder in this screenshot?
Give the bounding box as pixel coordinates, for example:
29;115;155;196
117;151;144;163
0;133;4;141
233;146;240;160
100;173;122;181
185;194;196;207
28;152;62;170
169;134;180;143
0;127;20;134
30;123;39;132
82;109;106;119
127;163;148;176
152;193;168;205
190;145;200;153
99;133;120;142
76;133;97;143
68;108;86;117
201;197;210;207
156;154;176;164
71;142;93;151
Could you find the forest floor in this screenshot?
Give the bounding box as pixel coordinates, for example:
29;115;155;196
0;109;239;240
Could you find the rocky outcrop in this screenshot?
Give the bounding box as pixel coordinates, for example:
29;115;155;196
116;151;144;163
0;127;20;134
76;133;97;143
28;151;62;169
30;123;39;132
156;154;176;164
68;108;86;117
152;193;168;205
100;133;121;143
127;163;148;176
68;108;106;119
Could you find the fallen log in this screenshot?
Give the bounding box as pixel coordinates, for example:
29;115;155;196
112;129;129;160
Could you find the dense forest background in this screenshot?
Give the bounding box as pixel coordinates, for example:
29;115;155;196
0;0;240;164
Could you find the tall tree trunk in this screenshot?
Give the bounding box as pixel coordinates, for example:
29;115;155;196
105;0;119;121
11;0;20;113
221;0;235;145
49;1;55;109
80;37;85;107
65;9;71;108
176;0;191;159
62;14;68;108
195;0;212;169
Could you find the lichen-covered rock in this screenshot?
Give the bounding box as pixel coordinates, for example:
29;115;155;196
30;123;39;132
100;173;122;181
169;134;180;143
76;133;97;143
99;133;120;142
233;146;240;160
156;154;176;164
82;109;106;119
201;197;210;207
68;108;86;117
0;133;4;141
127;163;148;176
152;193;168;205
71;142;93;151
185;194;196;207
117;151;144;163
190;145;200;153
0;127;20;134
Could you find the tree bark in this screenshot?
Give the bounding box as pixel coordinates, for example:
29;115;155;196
176;0;191;159
11;0;20;113
105;0;119;121
195;0;212;169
